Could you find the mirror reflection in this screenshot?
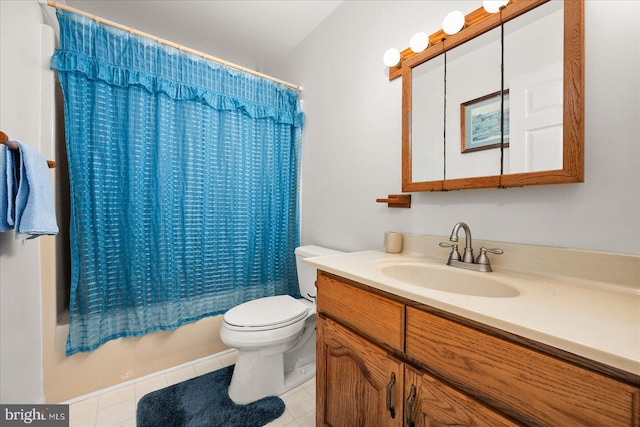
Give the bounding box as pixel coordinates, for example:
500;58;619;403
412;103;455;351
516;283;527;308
503;1;564;174
411;55;444;183
402;0;583;192
445;26;502;181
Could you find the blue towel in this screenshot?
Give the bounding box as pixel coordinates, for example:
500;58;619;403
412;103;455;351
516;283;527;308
0;145;11;231
10;141;58;239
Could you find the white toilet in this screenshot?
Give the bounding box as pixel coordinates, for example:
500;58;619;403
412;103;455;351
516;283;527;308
220;245;343;404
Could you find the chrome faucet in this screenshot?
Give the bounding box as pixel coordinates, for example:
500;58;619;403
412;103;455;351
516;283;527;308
450;222;474;263
439;222;503;272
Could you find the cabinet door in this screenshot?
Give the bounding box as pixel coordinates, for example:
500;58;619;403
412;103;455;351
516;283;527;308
317;316;404;427
406;307;640;426
404;366;520;427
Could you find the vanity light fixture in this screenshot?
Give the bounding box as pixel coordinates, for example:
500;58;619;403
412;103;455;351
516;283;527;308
409;32;430;53
442;10;466;35
383;48;401;67
384;1;512;70
483;0;510;13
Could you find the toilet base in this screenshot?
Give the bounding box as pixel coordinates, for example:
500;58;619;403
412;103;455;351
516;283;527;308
227;318;316;405
227;350;315;405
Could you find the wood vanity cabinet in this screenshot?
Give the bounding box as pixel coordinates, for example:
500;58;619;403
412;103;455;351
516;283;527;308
316;270;405;427
404;365;519;427
317;316;404;426
316;271;640;427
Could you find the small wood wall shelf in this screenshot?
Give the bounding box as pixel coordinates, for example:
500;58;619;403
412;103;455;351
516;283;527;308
376;194;411;208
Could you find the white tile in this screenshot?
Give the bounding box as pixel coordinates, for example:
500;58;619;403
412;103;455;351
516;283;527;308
70;396;99;419
134;375;168;404
165;365;197;386
302;383;315;401
218;350;238;367
281;388;315;419
263;409;295;427
193;357;223;376
96;418;136;427
295;410;316;427
110;418;136;427
69;411;96;427
71;359;317;427
98;384;135;409
279;384;305;400
95;399;136;427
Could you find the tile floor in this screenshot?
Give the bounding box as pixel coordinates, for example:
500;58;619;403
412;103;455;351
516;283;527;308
66;350;316;427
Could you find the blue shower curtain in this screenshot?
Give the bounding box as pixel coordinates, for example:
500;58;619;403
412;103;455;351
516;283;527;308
51;10;303;355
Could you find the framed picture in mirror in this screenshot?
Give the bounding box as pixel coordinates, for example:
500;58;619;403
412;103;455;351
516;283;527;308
461;90;510;153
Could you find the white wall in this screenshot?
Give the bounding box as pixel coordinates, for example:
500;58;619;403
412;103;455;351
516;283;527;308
0;0;637;406
269;0;640;255
0;0;53;403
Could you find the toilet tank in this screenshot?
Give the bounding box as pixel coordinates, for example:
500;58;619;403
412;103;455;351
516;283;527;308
295;245;344;301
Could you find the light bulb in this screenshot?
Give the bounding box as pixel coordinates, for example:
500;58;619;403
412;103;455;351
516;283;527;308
409;32;430;53
383;48;401;67
442;11;465;35
483;0;509;13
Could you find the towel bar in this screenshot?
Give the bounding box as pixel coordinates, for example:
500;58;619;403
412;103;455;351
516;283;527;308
0;131;56;169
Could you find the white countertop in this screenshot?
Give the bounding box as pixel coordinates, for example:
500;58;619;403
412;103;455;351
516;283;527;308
305;249;640;376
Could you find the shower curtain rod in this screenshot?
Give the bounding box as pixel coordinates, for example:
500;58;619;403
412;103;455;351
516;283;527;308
41;0;301;91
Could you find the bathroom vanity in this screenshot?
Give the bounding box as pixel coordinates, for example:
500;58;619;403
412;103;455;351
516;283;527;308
308;236;640;426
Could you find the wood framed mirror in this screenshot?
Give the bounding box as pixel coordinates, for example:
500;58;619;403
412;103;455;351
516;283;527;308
398;0;584;192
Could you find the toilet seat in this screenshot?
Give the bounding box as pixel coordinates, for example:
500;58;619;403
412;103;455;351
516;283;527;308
223;295;309;331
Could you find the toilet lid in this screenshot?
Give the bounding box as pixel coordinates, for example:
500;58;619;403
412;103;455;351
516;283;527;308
224;295;309;329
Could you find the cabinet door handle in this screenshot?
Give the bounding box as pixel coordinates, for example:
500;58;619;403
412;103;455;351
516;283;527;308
386;372;396;419
406;384;416;427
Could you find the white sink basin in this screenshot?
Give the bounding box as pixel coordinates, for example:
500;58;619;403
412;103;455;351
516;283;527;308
375;261;520;298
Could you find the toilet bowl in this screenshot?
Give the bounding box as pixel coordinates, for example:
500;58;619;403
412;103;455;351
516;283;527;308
219;245;343;404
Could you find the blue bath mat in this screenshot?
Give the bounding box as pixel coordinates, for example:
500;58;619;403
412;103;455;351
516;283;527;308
136;365;285;427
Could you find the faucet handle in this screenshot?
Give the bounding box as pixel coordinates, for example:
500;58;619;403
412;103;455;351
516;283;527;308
439;242;461;262
476;247;504;265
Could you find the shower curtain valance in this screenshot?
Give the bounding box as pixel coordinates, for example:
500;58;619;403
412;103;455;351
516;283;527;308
51;11;303;128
